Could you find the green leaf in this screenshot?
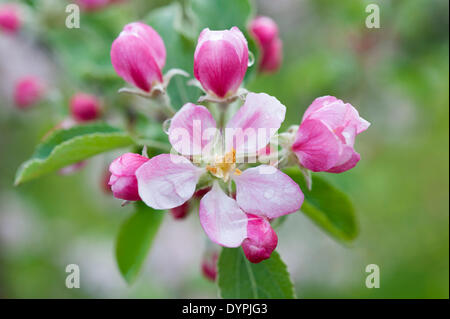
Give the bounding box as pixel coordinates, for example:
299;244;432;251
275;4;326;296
217;248;296;299
116;202;165;284
284;167;358;242
15;123;134;185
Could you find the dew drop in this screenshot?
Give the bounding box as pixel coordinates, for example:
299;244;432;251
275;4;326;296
162;118;172;134
248;51;255;67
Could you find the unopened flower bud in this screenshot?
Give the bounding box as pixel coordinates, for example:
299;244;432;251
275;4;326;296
70;93;102;122
109;153;149;201
0;4;21;34
241;214;278;263
111;22;166;92
14;76;45;109
194;27;248;98
248;16;282;73
292;96;370;173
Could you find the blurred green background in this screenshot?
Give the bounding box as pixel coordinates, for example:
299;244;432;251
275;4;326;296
0;0;448;298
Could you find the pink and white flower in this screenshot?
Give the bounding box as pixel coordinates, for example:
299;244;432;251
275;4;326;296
248;16;282;73
136;92;304;249
109;153;149;201
0;4;21;34
292;96;370;173
111;22;166;92
194;27;248;99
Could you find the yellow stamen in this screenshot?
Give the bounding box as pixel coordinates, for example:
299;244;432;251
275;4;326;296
206;149;238;182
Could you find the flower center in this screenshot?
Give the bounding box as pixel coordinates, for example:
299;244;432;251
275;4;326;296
206;148;242;182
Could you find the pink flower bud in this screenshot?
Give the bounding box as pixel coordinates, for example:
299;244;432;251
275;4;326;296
109;153;149;201
14;76;45;109
241;214;278;263
194;27;248;98
201;252;218;282
0;4;21;34
249;16;282;73
111;22;166;92
292;96;370;173
170;201;190;220
70;93;102;122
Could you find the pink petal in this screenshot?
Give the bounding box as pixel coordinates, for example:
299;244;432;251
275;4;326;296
135;154;202;210
292;119;341;172
199;183;248;247
233;165;304;218
327;148;361;173
110;175;141;201
168;103;217;156
109;153;149;177
225;92;285;154
242;214;278;263
302;96;340;121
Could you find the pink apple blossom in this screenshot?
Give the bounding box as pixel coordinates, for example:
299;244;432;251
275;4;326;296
111;22;166;92
241;214;278;263
249;16;282;73
70;93;102;122
135;92;303;248
0;4;21;34
194;27;248;98
292;96;370;173
109;153;149;201
13;76;45;109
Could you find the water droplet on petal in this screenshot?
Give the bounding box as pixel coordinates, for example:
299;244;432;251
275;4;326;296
162;118;172;134
248;51;255;67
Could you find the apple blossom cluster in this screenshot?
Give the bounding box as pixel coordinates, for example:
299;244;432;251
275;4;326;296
108;19;369;266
